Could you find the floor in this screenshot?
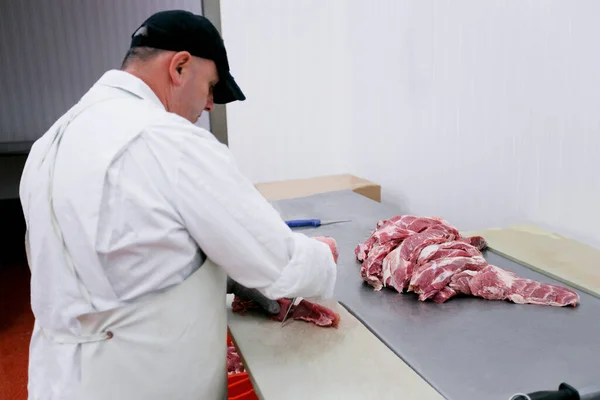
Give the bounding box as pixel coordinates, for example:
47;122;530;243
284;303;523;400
0;199;31;400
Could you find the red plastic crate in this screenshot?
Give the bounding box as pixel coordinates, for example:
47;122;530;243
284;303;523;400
227;333;258;400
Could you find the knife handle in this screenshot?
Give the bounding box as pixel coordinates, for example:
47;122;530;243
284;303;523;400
285;219;320;228
511;383;579;400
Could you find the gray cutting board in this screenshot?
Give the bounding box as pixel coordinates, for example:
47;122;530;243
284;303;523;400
226;295;443;400
266;190;600;400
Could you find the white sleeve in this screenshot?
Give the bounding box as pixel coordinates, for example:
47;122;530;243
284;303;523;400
162;124;337;300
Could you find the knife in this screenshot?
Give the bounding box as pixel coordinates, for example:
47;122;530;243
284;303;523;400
285;219;351;228
280;297;297;327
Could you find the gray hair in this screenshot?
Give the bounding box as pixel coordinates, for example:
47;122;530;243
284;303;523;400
120;46;166;69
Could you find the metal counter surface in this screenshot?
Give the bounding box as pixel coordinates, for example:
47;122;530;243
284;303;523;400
271;190;600;400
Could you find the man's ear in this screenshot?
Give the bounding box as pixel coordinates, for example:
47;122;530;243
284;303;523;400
168;51;192;86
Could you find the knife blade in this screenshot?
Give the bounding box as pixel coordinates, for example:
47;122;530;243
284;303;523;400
280;297;297;327
285;219;351;228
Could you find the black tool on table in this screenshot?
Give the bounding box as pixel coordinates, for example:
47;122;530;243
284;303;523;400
510;382;600;400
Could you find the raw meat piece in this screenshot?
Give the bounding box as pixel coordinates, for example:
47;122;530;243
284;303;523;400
232;297;292;321
462;235;488;251
355;219;397;261
291;299;340;328
432;287;458;303
381;227;459;292
354;219;395;261
408;255;488;301
381;247;404;290
417;241;483;265
355;215;421;261
227;346;245;374
448;269;478;295
354;215;580;307
376;215;404;229
355;235;377;262
406;241;485;299
356;215;469;265
373;225;412;246
405;216;455;235
465;265;579;307
360;215;462;288
431;265;580;307
231;297;262;315
271;298;294;321
231;296;340;328
374;216;451;246
361;240;401;290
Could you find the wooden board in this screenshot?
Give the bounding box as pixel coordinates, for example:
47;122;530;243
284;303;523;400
464;224;600;298
227;295;443;400
254;174;381;202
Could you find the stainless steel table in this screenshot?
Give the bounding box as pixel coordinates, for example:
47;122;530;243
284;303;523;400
271;190;600;400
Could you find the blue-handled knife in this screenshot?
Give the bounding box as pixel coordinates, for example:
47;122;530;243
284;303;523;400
285;219;351;228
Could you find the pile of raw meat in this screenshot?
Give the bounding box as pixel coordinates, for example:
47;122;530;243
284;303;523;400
232;297;340;328
355;215;580;307
227;346;245;374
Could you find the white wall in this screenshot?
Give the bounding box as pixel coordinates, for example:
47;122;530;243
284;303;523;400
341;0;600;249
0;0;210;145
0;0;211;199
222;1;600;249
220;0;351;183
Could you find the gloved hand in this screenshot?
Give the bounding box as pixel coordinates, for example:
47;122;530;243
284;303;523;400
227;277;281;315
313;236;339;263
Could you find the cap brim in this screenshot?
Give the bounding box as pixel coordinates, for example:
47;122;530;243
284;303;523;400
213;71;246;104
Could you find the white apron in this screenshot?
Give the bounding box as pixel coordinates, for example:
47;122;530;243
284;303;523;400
29;92;228;400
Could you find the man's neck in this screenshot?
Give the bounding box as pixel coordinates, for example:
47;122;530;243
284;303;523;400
123;66;170;111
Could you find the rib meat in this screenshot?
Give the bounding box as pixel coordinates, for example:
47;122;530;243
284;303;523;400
354;215;434;261
382;227;459;292
408;255;488;301
361;240;401;290
464;265;580;307
355;215;580;307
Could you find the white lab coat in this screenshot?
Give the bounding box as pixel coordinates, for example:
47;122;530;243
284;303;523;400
19;70;337;399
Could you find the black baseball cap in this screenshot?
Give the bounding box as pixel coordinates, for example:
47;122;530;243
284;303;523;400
129;10;245;104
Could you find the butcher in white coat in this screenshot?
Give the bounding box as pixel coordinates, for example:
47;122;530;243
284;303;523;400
19;10;338;400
